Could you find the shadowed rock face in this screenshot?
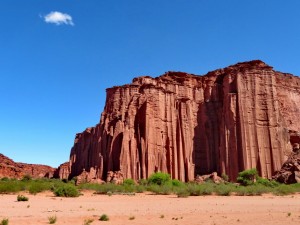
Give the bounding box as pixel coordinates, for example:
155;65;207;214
68;60;300;181
0;153;56;179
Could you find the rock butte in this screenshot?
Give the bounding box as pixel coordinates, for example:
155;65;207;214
66;60;300;182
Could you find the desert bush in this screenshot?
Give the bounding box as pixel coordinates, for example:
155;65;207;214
48;215;57;224
237;168;258;186
83;218;94;225
0;218;9;225
147;184;173;195
99;214;109;221
256;177;279;188
21;174;32;182
215;184;232;196
176;189;190;198
78;183;102;191
273;185;295;196
123;179;135;186
148;172;171;185
0;181;22;193
53;184;79;197
235;184;269;196
138;179;148;186
185;183;214;196
17;195;28;201
171;179;184;187
135;185;146;193
28;181;51;194
94;183;123;194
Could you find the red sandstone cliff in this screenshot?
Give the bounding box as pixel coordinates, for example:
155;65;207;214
0;153;56;179
68;60;300;182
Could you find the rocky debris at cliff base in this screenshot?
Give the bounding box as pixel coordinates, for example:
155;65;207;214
195;172;225;184
273;152;300;184
75;168;104;185
106;171;124;184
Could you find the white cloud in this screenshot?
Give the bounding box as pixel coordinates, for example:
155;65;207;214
44;11;74;26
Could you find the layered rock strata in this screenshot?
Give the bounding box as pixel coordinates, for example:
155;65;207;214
69;60;300;182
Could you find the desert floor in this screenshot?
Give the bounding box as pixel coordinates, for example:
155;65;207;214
0;191;300;225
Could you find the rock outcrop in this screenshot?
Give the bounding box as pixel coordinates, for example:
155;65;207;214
0;153;56;179
54;162;70;180
68;60;300;182
272;152;300;184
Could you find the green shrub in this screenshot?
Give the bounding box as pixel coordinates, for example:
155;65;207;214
237;168;258;186
185;183;214;196
135;185;146;193
176;189;190;198
273;185;295;196
235;184;269;196
21;174;32;182
94;183;123;194
54;184;79;197
0;181;21;193
138;179;148;186
148;172;171;185
0;177;9;181
48;215;57;224
78;183;102;191
215;184;232;196
256;178;279;188
147;184;173;195
17;195;28;201
29;181;51;194
0;218;9;225
123;179;135;186
171;179;184;187
99;214;109;221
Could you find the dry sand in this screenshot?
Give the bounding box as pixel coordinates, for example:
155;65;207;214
1;191;300;225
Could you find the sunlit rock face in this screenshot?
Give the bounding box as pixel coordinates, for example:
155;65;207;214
68;60;300;182
0;153;56;179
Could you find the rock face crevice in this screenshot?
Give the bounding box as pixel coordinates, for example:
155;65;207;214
68;60;300;181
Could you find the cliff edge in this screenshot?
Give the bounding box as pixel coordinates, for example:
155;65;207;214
68;60;300;182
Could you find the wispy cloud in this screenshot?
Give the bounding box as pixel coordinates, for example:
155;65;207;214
44;11;74;26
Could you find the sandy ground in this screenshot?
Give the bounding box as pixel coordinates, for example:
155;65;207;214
1;191;300;225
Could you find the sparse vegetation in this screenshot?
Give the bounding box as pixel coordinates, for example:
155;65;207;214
0;170;299;198
17;195;28;201
99;214;109;221
0;218;9;225
48;215;57;224
54;184;79;197
83;218;94;225
123;179;135;186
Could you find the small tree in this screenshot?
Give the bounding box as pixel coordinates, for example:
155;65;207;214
237;168;258;186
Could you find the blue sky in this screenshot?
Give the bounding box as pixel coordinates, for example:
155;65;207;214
1;0;300;167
